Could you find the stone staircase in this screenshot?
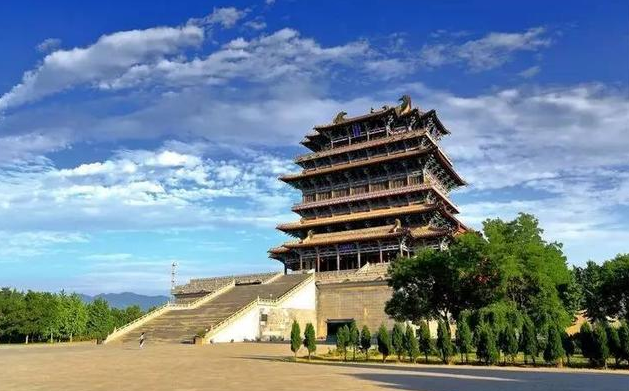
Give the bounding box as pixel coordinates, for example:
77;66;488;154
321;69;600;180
117;274;310;344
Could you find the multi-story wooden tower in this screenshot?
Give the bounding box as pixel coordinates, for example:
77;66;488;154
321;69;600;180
270;96;467;272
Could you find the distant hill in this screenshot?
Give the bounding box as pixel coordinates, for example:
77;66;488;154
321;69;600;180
79;292;169;311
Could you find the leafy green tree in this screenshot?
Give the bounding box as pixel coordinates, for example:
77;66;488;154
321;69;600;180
618;321;629;365
87;298;114;341
303;322;316;360
418;321;432;363
499;323;519;364
349;321;360;361
579;322;595;364
404;324;419;363
575;262;606;322
455;315;473;363
360;325;372;361
561;332;575;365
436;321;454;364
391;323;405;361
520;316;538;365
377;324;392;362
290;320;301;359
600;254;629;322
475;323;499;365
58;292;87;342
0;288;26;343
592;323;610;369
604;322;621;367
336;325;350;361
543;324;565;366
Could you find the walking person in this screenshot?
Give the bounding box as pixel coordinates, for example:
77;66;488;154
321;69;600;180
139;332;145;349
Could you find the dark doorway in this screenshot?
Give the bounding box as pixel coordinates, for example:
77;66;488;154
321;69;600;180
326;318;354;342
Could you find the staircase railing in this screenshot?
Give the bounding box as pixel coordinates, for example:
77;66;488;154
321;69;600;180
258;274;315;306
169;280;235;310
103;304;170;344
204;298;261;340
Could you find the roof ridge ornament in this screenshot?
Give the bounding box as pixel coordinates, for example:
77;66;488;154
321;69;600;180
332;111;348;124
395;95;412;116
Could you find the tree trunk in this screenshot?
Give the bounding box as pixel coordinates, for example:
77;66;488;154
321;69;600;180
25;335;29;344
465;352;468;364
425;353;428;363
70;333;73;343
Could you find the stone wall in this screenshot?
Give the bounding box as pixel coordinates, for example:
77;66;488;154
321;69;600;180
316;280;393;339
259;307;317;341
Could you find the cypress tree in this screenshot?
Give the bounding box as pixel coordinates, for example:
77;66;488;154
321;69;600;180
360;325;372;361
377;324;392;363
290;320;301;359
618;321;629;365
349;321;360;361
436;321;454;364
604;322;621;367
500;324;519;364
475;323;499;365
404;324;420;363
303;322;316;360
561;332;575;365
543;324;565;366
592;323;609;369
418;321;432;363
336;325;350;361
579;322;594;364
392;323;405;361
455;316;472;364
520;316;538;365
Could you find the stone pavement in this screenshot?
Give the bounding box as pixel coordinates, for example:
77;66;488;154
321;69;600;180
1;342;627;391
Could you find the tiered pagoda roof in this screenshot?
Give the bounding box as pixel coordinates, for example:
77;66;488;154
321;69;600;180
269;96;467;272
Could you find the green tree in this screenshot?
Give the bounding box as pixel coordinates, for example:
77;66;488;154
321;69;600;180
377;324;392;362
58;292;87;342
561;332;575;365
360;325;372;361
349;321;360;361
579;322;595;364
391;323;405;361
290;320;301;359
436;321;454;364
336;325;350;361
600;254;629;322
543;324;565;366
520;316;538;365
0;288;26;343
87;298;114;341
617;321;629;365
499;323;519;364
404;324;420;363
303;322;316;360
575;262;606;322
592;323;610;369
475;323;499;365
455;315;473;363
418;321;432;363
604;322;622;367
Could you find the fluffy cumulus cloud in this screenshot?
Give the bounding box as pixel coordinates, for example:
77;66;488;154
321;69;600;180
187;7;249;29
420;27;552;71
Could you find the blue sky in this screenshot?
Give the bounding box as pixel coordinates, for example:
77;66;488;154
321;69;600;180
0;0;627;295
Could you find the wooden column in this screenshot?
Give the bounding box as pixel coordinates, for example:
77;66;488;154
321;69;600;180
299;253;303;271
316;248;320;272
357;243;361;268
378;241;383;263
336;245;340;271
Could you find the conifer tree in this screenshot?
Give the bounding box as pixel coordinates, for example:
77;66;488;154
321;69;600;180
543;324;565;366
404;324;420;363
561;331;575;365
436;321;454;364
303;322;316;360
579;322;594;364
604;322;621;366
392;323;405;361
499;324;519;364
475;323;499;365
521;317;538;365
360;325;372;361
618;321;629;365
455;315;472;363
349;321;360;361
336;325;350;361
377;324;392;363
592;323;609;369
290;320;301;359
418;321;432;363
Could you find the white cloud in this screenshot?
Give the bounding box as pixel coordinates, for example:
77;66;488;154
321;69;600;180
187;7;249;29
0;25;204;111
36;38;61;53
420;27;551;71
0;231;89;259
519;65;541;78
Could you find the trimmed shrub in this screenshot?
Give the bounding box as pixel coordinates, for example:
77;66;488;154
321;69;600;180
475;323;499;365
520;317;538;365
336;325;350;361
349;321;360;361
360;325;372;361
418;321;432;363
592;323;610;369
436;321;454;364
290;320;301;359
404;324;420;363
392;323;405;361
303;322;316;360
604;322;622;366
377;324;392;362
543;324;565;366
499;323;519;364
561;332;575;365
455;315;473;364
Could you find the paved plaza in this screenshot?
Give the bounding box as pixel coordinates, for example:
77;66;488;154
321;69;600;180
1;342;628;391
